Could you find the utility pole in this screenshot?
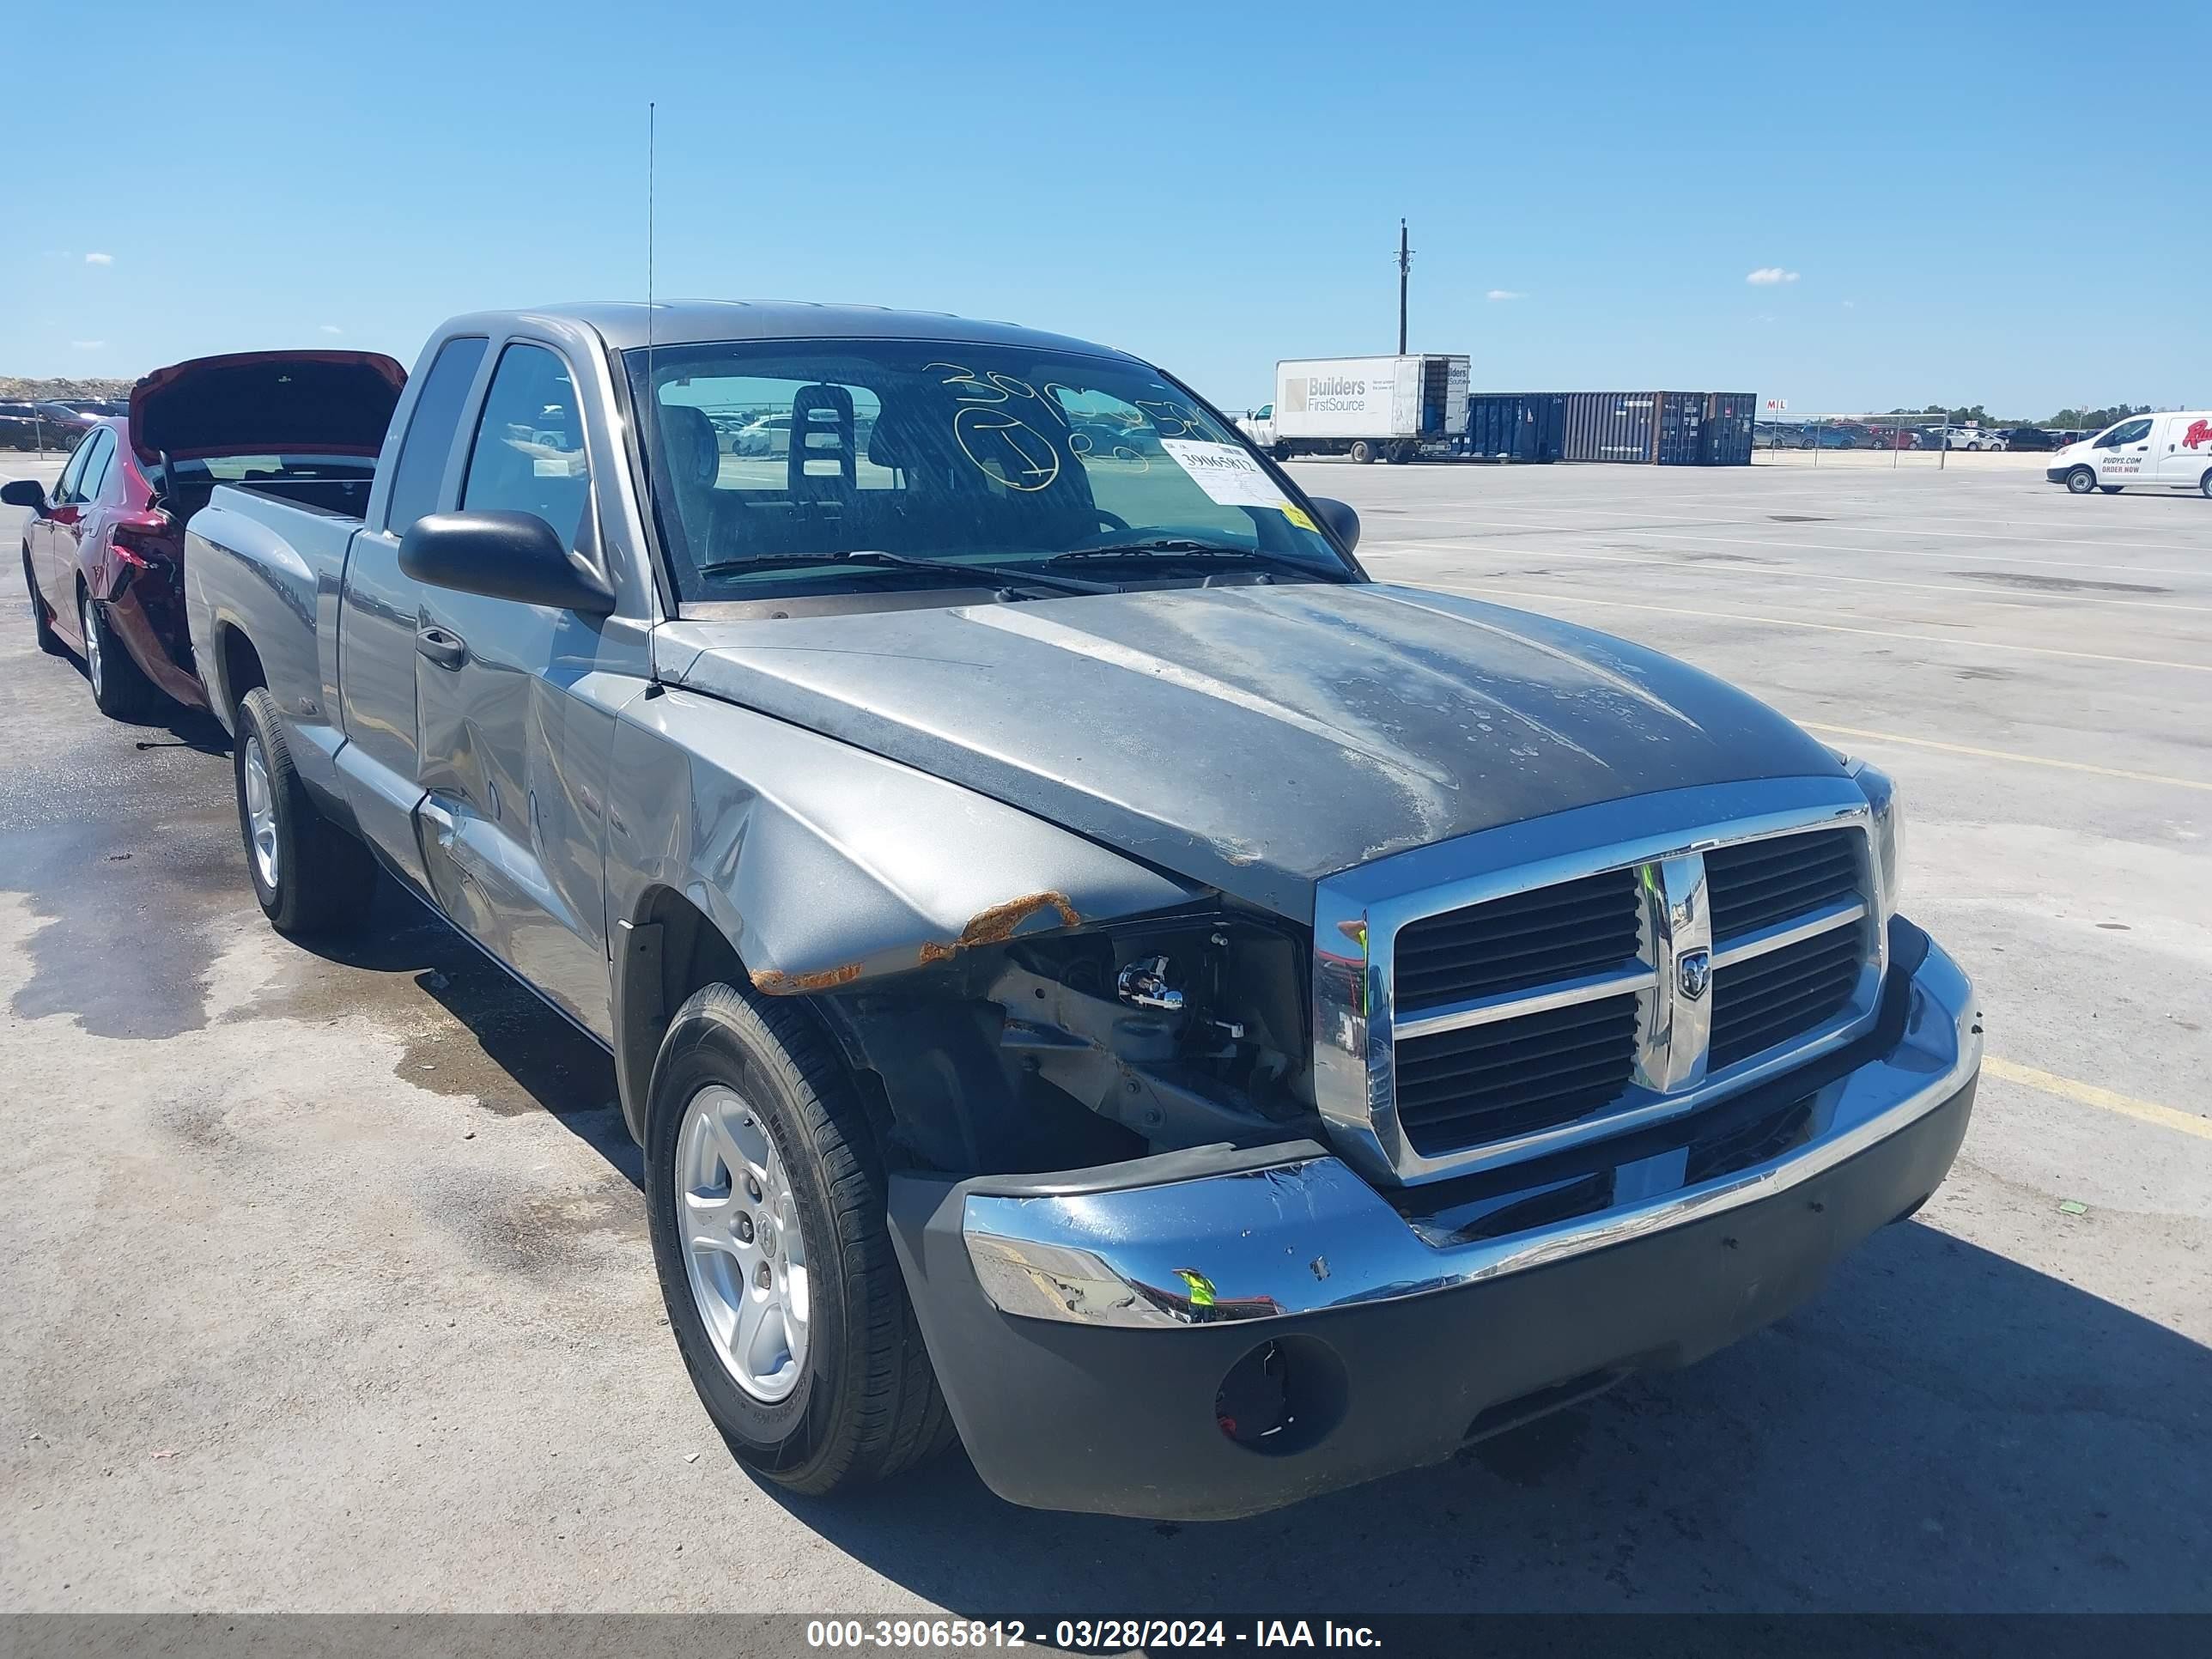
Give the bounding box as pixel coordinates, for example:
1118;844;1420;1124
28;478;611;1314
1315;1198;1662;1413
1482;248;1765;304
1396;218;1412;354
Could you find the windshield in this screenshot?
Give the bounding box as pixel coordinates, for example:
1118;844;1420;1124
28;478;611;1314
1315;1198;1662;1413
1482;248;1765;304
625;339;1356;603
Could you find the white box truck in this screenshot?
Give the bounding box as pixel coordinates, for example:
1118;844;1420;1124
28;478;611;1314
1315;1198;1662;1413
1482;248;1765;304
1237;355;1470;463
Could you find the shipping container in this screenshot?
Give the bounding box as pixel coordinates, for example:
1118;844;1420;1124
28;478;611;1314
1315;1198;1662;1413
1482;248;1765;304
1698;392;1757;465
1465;393;1565;463
1472;391;1758;465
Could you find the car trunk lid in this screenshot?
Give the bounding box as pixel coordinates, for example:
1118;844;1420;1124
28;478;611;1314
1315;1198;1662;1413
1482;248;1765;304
128;349;406;464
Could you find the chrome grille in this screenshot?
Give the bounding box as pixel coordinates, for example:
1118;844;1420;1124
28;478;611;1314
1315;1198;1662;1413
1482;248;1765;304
1314;789;1888;1187
1395;994;1640;1156
1706;830;1859;939
1710;927;1862;1069
1393;870;1642;1011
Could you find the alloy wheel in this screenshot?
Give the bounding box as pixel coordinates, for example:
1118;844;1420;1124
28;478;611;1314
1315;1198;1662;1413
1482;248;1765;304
241;734;280;890
676;1084;812;1402
80;593;103;696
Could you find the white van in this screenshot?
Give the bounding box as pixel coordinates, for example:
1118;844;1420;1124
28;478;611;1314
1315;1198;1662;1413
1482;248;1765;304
2045;411;2212;496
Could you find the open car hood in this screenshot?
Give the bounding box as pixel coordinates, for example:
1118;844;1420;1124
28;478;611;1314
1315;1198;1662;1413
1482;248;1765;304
129;349;406;464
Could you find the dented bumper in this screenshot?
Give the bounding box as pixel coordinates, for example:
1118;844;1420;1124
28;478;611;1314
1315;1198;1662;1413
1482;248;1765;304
885;932;1978;1519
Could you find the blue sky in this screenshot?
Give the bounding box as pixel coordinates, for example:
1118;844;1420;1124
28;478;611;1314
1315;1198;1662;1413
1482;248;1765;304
9;0;2205;416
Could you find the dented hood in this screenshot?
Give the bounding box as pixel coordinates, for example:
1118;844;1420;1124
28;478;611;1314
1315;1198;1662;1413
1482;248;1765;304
130;349;406;463
658;582;1841;918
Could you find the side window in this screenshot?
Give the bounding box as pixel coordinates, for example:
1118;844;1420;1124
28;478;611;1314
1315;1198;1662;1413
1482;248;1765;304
385;336;489;537
1255;404;1273;421
461;343;592;547
53;430;96;502
2095;418;2152;448
78;429;116;501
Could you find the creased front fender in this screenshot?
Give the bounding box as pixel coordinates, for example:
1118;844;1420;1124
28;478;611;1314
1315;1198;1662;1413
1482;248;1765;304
606;685;1204;996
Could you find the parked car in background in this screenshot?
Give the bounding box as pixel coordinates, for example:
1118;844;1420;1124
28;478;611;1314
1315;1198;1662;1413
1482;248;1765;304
2047;411;2212;496
2003;427;2059;452
3;351;404;718
31;399;123;431
180;299;1978;1521
1942;427;1999;452
731;411;793;456
0;402;45;450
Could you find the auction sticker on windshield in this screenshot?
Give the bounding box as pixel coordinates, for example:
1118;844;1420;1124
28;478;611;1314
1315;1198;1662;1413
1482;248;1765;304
1159;439;1292;511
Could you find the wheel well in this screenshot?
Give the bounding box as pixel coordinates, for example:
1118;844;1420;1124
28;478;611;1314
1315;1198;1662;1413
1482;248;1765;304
615;887;749;1141
611;886;935;1166
216;624;267;719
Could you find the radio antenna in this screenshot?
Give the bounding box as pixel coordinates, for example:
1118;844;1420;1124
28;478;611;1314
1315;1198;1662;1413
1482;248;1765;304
645;100;657;395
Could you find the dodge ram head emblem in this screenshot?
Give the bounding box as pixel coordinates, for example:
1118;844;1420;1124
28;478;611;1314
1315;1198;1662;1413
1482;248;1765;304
1676;950;1712;1002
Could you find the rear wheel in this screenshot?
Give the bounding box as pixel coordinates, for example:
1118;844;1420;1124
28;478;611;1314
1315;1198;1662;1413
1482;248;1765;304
646;982;954;1495
79;587;161;720
2199;470;2210;499
2064;467;2096;495
23;549;61;655
232;686;377;936
2099;485;2122;495
1349;440;1374;465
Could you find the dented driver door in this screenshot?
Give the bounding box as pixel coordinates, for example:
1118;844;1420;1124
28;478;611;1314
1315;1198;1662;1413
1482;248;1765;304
411;339;629;1041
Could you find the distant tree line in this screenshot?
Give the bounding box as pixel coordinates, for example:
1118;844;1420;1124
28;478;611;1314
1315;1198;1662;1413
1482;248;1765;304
1882;402;2154;429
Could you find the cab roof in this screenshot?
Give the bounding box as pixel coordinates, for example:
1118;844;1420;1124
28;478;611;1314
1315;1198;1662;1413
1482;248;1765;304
480;300;1143;364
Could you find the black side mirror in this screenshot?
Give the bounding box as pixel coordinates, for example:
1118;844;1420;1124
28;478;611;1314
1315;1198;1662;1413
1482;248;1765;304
398;510;616;615
2;478;49;514
1309;495;1360;555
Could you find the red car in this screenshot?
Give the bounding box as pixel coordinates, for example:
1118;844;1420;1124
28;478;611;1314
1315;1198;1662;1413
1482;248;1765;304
7;350;404;719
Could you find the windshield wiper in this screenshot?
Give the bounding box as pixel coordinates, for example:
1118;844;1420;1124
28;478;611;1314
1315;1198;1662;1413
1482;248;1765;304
690;550;1110;595
1045;539;1332;577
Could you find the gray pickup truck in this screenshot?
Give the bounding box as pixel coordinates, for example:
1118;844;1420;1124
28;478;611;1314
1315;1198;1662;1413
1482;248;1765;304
185;301;1980;1520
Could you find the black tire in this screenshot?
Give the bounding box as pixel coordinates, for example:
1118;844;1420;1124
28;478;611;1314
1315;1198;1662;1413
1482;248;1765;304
2064;467;2097;495
2099;485;2122;495
1271;442;1291;462
645;982;954;1496
2199;471;2211;500
24;549;62;655
232;686;377;936
78;586;164;720
1349;440;1374;465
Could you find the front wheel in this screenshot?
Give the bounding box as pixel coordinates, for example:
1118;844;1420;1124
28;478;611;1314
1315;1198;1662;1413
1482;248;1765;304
2099;485;2122;495
645;983;953;1495
232;686;378;935
2064;467;2097;495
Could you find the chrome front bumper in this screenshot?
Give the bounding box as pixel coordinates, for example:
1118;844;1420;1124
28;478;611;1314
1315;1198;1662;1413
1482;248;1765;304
963;934;1980;1330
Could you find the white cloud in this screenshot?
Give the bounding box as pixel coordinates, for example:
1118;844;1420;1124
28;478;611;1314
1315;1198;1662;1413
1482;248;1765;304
1485;289;1527;301
84;252;114;266
1746;267;1800;285
1841;299;1856;309
319;324;344;335
72;340;106;350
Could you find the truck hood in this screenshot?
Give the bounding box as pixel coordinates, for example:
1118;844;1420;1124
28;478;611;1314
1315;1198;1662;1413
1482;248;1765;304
657;582;1842;919
130;349;406;463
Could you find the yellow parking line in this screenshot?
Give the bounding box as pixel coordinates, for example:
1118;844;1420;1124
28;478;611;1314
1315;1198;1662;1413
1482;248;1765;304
1983;1056;2212;1143
1424;581;2212;674
1796;722;2212;793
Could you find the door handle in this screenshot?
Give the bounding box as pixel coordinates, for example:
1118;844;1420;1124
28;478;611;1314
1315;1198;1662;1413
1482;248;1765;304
416;624;468;669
